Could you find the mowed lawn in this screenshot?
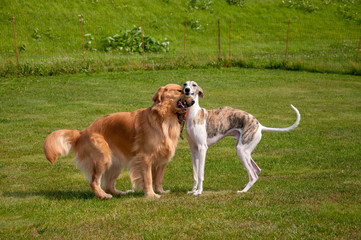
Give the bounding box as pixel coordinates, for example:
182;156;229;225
0;68;360;239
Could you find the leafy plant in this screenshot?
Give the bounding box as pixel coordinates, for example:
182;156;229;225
186;17;205;32
226;0;245;7
282;0;319;13
100;26;169;53
31;28;41;40
337;0;361;24
19;44;26;53
188;0;213;11
84;33;96;51
31;28;60;41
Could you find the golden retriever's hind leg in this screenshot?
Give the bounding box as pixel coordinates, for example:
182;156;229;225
103;158;123;195
87;133;112;200
90;172;112;200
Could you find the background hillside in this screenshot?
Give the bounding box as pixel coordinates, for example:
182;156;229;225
1;0;361;76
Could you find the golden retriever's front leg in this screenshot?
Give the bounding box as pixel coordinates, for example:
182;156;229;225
143;162;161;198
154;164;170;194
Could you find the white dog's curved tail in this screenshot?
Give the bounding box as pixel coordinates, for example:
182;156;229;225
260;105;300;133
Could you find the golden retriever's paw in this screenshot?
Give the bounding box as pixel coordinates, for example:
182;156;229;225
145;192;161;198
156;189;171;194
99;193;113;200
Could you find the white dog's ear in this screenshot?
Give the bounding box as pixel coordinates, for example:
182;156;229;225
198;86;204;98
152;86;166;103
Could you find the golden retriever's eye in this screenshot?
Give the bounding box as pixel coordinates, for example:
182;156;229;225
177;90;182;93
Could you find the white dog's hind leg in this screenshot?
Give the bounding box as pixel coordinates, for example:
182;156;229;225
194;145;207;196
236;145;258;193
250;157;261;175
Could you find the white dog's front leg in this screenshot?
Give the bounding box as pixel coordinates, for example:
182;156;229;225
187;145;199;194
194;144;207;196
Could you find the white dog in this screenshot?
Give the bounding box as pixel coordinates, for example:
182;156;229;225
183;81;301;195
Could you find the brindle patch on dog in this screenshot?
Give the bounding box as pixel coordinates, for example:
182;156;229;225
206;107;259;144
194;108;206;125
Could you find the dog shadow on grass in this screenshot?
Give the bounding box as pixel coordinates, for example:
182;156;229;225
2;188;236;200
2;190;145;200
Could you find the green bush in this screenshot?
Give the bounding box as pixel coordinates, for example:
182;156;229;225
100;26;170;53
226;0;245;7
281;0;319;13
338;0;361;24
188;0;213;11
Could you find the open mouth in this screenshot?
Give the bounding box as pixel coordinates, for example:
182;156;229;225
177;99;187;110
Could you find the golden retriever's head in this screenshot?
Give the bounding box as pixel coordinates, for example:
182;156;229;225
152;84;194;113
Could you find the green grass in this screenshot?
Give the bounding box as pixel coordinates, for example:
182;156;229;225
1;0;361;76
0;68;360;239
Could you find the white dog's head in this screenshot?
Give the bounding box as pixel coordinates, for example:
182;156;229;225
183;81;204;100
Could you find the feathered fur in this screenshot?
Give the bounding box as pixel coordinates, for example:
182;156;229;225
43;84;191;199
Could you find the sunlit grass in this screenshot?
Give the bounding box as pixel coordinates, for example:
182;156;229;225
0;68;360;238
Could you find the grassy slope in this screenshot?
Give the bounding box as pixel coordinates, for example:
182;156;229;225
1;0;361;75
0;68;360;239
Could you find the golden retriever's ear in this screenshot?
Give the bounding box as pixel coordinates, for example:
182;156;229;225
152;86;166;103
198;86;204;98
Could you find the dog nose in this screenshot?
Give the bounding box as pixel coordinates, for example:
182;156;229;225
191;100;195;105
184;87;190;94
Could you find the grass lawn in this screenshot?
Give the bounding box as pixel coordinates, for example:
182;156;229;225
0;68;360;239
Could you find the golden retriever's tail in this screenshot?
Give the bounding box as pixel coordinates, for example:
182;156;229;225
44;129;81;164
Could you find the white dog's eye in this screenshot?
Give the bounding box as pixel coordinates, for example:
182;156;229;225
192;84;197;87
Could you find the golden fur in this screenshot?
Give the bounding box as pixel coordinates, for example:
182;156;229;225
44;84;192;199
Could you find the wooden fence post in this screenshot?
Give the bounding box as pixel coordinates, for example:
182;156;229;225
229;18;231;59
12;16;20;71
356;36;361;64
80;17;86;69
141;18;145;69
218;19;221;62
285;19;291;67
184;20;187;60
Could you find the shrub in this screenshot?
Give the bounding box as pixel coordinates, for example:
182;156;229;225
188;0;213;12
100;26;169;53
186;17;205;32
281;0;319;13
337;0;361;24
226;0;245;7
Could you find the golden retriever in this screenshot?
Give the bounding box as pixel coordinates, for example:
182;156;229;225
44;84;194;199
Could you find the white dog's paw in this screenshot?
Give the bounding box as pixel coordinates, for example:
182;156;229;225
157;189;171;194
238;181;255;193
187;188;197;194
193;190;203;196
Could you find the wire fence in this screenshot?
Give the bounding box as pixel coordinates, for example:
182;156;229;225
1;14;361;76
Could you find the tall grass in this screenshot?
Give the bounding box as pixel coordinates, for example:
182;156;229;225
1;0;361;76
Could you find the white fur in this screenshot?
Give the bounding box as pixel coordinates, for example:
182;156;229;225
58;134;73;156
183;81;301;195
